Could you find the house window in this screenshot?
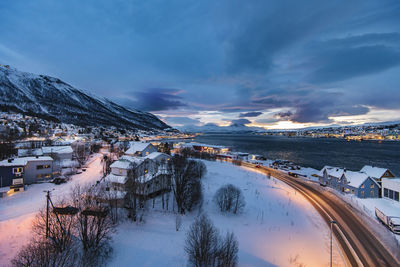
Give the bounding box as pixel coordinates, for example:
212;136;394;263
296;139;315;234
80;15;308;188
370;191;374;197
384;188;389;197
389;189;394;199
361;184;365;188
119;169;123;174
145;169;148;174
360;191;364;197
370;184;374;188
43;165;50;169
395;191;400;201
146;151;149;155
13;167;23;175
36;165;44;170
36;174;43;179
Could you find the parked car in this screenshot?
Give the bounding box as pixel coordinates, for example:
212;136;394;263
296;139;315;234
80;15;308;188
52;177;67;185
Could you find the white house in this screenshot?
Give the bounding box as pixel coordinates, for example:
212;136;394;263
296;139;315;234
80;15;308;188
382;178;400;202
125;142;157;157
110;156;144;177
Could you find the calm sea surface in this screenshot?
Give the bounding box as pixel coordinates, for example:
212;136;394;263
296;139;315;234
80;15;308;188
191;134;400;175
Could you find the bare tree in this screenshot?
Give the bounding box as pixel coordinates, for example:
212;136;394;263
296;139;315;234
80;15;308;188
32;201;76;252
185;214;219;267
185;214;239;267
216;232;239;267
71;185;114;266
11;237;78;267
214;184;245;214
168;155;205;214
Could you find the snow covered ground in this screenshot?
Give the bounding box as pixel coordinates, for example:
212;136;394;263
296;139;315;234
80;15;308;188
109;161;345;267
0;153;105;265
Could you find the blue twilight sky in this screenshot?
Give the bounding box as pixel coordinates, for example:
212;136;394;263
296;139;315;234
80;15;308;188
1;0;400;129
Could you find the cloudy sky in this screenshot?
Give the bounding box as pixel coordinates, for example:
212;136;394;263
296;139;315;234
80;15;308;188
1;0;400;129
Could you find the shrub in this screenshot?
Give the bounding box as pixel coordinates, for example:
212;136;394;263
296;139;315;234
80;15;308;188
214;184;245;214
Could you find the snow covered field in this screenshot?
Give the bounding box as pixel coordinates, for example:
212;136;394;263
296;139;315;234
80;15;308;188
109;161;344;267
0;153;105;266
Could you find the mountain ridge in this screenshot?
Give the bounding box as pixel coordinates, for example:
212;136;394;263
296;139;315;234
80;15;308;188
0;65;173;131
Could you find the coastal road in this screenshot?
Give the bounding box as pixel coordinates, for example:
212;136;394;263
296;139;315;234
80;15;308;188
240;162;399;267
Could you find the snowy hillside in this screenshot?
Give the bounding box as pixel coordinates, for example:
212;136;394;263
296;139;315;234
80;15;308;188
0;65;172;131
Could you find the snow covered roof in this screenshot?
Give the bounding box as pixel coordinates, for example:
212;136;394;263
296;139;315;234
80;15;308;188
120;155;145;165
17;148;43;157
110;159;134;170
125;142;152;154
42;146;73;154
343;171;377;188
0;156;53;167
318;166;345;178
360;165;393;178
104;173;127;184
144;152;170;160
110;156;144;170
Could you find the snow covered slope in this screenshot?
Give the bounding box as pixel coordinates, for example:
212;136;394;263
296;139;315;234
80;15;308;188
0;66;172;131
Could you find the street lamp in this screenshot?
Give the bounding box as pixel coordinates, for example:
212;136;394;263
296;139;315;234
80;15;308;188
330;220;337;267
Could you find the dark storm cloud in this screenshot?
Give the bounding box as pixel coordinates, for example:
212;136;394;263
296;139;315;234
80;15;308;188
126;89;186;112
274;111;293;120
230;119;251;125
304;32;400;83
1;0;400;126
239;112;263;118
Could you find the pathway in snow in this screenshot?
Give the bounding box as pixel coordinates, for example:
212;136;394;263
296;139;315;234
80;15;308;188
110;161;345;267
0;153;105;265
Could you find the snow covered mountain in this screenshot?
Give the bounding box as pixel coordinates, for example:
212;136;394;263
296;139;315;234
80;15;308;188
0;66;172;131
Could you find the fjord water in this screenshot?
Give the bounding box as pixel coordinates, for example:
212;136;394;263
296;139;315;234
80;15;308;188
193;134;400;175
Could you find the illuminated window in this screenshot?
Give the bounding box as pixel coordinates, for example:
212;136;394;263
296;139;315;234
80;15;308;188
361;184;364;188
146;151;149;155
370;191;374;197
13;167;23;174
145;169;148;174
119;169;123;174
370;184;374;188
360;191;364;197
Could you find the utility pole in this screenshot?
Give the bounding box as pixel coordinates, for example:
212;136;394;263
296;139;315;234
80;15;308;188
46;190;50;238
330;220;337;267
